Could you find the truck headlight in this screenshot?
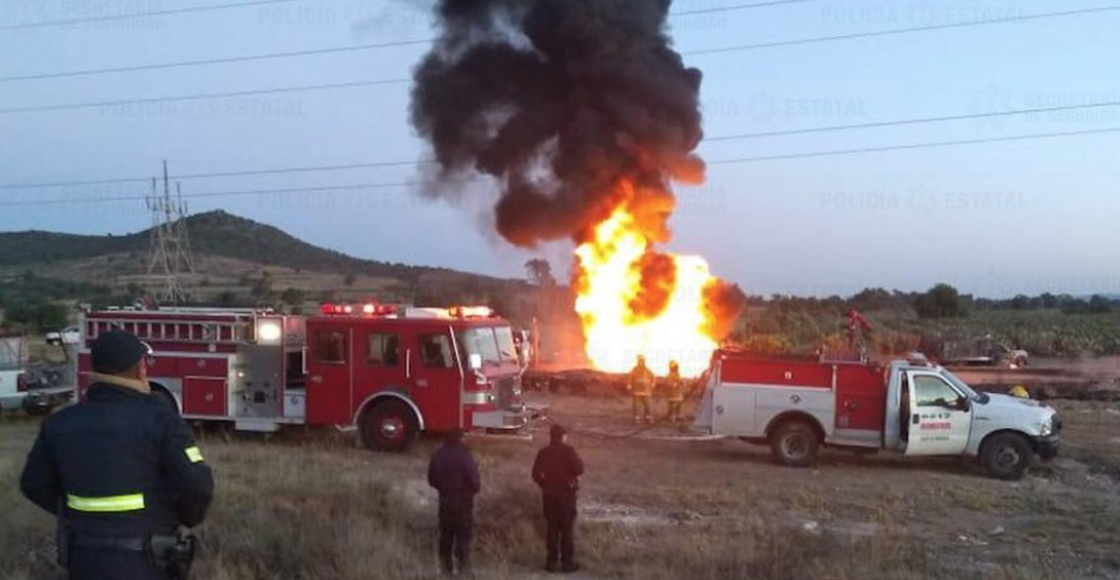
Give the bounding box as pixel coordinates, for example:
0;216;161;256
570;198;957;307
1039;417;1054;437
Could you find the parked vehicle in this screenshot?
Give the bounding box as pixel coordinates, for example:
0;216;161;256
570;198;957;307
75;303;539;451
694;349;1060;480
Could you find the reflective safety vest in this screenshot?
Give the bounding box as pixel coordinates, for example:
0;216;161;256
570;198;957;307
666;370;684;402
19;382;214;539
630;366;654;396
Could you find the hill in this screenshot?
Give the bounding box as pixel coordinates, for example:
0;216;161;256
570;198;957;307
0;210;462;283
0;211;535;321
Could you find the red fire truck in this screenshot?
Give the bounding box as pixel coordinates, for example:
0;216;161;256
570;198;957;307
75;303;535;451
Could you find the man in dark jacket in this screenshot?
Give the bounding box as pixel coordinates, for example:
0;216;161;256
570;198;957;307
532;424;585;573
20;330;214;580
427;428;481;576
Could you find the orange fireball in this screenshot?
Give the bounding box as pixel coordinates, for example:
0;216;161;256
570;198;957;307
573;190;730;378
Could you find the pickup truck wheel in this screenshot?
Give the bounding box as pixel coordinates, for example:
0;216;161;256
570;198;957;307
981;432;1031;480
360;400;417;453
770;421;819;467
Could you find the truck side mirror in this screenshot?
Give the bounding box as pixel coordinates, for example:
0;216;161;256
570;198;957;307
468;353;482;371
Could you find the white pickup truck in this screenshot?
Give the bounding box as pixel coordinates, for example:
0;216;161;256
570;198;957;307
0;368;30;412
695;350;1060;480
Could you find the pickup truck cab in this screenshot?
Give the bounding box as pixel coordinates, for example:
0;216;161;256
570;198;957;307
694;350;1060;480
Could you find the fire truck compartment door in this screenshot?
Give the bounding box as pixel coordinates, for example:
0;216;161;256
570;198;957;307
407;330;461;431
306;326;353;425
710;385;759;435
903;371;972;456
183;377;227;417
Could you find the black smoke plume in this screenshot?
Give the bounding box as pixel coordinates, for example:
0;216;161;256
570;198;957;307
410;0;705;247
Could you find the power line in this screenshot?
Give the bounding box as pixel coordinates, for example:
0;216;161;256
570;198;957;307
0;160;434;190
4;127;1120;205
3;2;1103;84
0;0;816;35
0;39;432;83
0;178;486;207
705;99;1120;142
0;2;825;83
0;0;312;31
0;78;408;114
685;4;1120;56
7;97;1120;189
706;126;1120;165
671;0;819;16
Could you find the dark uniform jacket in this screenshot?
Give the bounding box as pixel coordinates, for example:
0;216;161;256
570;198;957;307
532;441;585;498
20;382;214;539
427;441;481;509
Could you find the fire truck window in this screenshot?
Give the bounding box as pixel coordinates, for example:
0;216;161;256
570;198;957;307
418;334;454;369
494;326;517;362
314;331;348;364
913;375;961;407
367;333;400;366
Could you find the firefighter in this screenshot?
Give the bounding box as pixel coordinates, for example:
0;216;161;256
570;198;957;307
427;427;481;576
532;424;584;573
665;360;685;425
20;330;214;580
627;355;654;424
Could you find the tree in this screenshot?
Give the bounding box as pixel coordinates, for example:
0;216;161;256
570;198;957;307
913;283;966;319
524;259;556;287
251;272;274;299
1089;294;1112;314
1040;292;1058;309
280;287;305;306
215;291;240;306
343;273;357;287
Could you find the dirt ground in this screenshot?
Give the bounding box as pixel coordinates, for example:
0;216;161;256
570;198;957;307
2;384;1119;579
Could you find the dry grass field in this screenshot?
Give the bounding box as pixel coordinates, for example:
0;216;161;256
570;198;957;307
3;392;1119;580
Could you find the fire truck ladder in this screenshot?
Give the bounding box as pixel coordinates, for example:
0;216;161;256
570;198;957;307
85;316;253;345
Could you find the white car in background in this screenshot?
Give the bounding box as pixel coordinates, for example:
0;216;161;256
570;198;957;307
45;326;81;346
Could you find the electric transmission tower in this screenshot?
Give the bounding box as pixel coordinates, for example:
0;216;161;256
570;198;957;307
146;161;195;304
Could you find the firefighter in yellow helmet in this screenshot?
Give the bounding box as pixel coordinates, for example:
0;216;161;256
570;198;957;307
1008;384;1030;399
628;355;654;424
665;360;685;425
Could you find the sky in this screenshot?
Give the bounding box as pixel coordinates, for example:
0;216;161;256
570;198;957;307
1;0;1119;298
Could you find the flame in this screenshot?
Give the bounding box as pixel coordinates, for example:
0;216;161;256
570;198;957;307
574;191;723;378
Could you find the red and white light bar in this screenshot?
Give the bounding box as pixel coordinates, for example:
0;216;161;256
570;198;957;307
448;305;496;319
320;303;398;316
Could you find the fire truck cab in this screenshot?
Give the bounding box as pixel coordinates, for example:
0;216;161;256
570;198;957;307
76;303;534;451
694;349;1061;480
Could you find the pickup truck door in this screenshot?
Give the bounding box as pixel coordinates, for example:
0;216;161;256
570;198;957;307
903;371;972;456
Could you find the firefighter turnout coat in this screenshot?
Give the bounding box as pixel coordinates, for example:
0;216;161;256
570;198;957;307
20;381;214;568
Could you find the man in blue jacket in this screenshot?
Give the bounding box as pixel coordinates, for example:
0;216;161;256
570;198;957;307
532;424;584;573
20;330;213;580
427;428;480;576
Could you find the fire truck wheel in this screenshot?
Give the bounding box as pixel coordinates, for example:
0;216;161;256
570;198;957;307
980;432;1031;480
770;421;820;468
360;401;417;452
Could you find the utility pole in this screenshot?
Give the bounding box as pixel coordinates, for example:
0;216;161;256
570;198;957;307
146;160;195;305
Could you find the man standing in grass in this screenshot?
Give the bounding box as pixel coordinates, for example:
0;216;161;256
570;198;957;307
532;424;585;573
428;428;480;576
20;330;213;580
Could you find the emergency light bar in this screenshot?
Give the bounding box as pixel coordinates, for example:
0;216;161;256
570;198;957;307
319;303;397;316
448;306;495;319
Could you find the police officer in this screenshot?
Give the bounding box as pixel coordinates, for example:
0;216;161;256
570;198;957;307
627;355;654;424
427;428;481;576
20;330;214;580
532;424;584;573
664;360;684;425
